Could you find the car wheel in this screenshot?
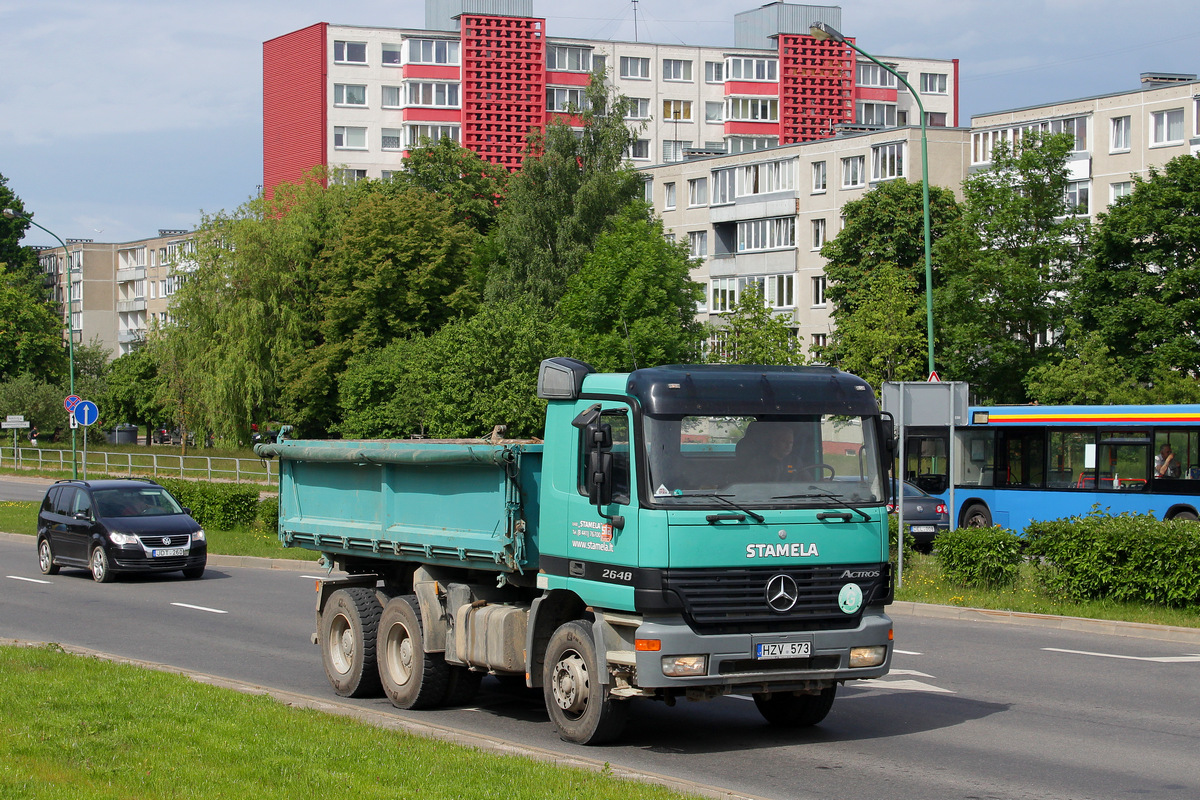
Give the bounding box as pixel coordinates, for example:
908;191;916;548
90;546;115;583
319;588;383;698
181;565;205;580
377;595;449;710
38;537;60;575
962;502;992;528
753;685;837;727
543;620;630;744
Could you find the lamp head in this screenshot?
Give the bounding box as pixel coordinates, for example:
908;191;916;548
809;21;846;43
2;209;20;220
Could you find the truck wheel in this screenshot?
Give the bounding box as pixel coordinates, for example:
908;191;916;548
962;503;992;528
443;666;484;706
543;620;629;745
38;537;60;575
753;686;837;728
320;588;383;698
377;595;449;709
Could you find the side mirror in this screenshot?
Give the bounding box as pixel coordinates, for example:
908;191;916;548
880;414;896;457
587;450;615;506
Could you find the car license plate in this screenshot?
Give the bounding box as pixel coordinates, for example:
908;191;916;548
755;641;811;660
910;525;936;533
152;547;188;558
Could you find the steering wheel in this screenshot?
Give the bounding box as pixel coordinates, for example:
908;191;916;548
797;463;836;480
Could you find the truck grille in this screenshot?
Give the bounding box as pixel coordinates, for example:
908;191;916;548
661;563;889;635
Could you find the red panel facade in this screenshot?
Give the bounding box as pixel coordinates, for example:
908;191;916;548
263;23;327;196
777;34;855;145
460;15;546;170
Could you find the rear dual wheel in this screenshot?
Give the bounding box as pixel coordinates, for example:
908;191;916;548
320;588;383;697
377;595;450;709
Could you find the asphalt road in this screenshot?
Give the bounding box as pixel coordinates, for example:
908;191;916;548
3;532;1199;799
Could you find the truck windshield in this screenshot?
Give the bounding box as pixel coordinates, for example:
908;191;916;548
643;414;885;509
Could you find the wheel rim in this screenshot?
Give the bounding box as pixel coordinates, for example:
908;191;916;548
327;613;354;675
382;621;415;687
39;541;51;572
550;649;590;719
91;549;106;581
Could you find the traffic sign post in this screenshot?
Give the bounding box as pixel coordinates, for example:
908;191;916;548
73;400;99;480
3;415;30;468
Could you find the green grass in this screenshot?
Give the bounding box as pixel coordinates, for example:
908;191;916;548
0;644;694;800
894;550;1200;629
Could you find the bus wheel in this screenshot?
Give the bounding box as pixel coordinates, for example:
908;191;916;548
962;503;992;528
1170;510;1198;521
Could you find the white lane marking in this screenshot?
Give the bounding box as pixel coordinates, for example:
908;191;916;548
888;668;935;678
7;575;52;584
171;602;228;615
300;575;327;580
867;678;955;693
893;649;922;655
1044;647;1200;663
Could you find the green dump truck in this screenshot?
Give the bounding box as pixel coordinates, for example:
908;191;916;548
256;358;895;744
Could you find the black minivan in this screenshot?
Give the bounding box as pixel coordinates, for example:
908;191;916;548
36;479;207;582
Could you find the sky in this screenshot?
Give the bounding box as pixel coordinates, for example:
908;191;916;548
2;0;1198;247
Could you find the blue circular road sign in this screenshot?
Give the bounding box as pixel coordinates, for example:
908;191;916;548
73;400;99;427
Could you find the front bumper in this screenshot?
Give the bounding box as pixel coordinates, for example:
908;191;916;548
111;544;207;573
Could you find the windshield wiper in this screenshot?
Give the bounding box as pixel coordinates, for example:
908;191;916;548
674;492;765;524
772;486;873;522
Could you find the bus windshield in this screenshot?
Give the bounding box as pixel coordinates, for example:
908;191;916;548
643;414;885;509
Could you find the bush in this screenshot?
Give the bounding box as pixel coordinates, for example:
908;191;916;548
934;526;1023;589
256;496;279;532
156;478;260;530
1025;509;1200;608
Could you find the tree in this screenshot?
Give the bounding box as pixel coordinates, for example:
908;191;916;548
104;347;167;445
0;373;67;443
934;131;1086;402
709;284;805;366
486;74;643;308
0;172;38;287
824;262;926;386
387;138;508;236
0;271;67;383
1075;154;1200;383
554;202;705;372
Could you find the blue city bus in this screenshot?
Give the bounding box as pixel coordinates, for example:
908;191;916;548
900;404;1200;532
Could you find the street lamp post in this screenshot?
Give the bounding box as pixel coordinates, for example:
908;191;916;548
3;209;78;479
809;22;936;377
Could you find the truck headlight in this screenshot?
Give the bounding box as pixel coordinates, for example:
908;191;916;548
108;532;139;546
849;646;887;668
661;655;707;677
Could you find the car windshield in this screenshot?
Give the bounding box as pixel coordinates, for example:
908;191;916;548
93;486;184;518
643;414;885;509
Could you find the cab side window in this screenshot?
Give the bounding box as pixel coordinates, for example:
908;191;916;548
577;409;632;505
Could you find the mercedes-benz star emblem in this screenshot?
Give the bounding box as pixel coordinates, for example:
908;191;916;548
765;574;799;612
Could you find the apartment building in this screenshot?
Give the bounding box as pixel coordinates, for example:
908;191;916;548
262;0;959;193
970;73;1200;221
34;230;196;359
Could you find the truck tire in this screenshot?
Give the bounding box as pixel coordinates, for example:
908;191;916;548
443;666;484;706
543;620;629;745
753;685;837;728
962;502;992;528
377;595;449;709
320;588;383;698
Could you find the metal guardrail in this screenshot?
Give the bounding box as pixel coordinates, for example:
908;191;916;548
0;446;274;485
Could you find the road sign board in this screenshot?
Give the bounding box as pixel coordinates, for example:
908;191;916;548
64;395;81;413
6;414;24;423
1;421;30;429
927;371;941;383
73;400;99;427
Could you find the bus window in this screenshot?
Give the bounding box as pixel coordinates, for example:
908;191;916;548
1098;431;1149;491
998;430;1044;488
1153;429;1200;480
905;432;948;494
958;430;996;486
1048;429;1094;489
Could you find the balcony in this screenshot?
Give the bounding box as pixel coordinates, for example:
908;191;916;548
117;299;147;313
117;329;145;345
116;266;146;283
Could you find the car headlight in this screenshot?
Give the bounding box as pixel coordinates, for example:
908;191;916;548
108;532;139;546
192;529;206;542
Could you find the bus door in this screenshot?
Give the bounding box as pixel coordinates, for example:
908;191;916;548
902;427;949;494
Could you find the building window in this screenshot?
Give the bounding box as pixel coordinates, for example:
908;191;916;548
812;276;827;307
856;102;896;127
812;161;827;193
712;168;735;204
592;54;606;74
711;277;738;313
764;274;794;309
381;86;401;108
663;100;692;122
334;126;366;149
663;140;691;163
726;57;777;81
334;41;366;64
737;217;795;252
739;159;795;196
624;97;650;119
547;45;590;72
812;218;826;250
1111;181;1133;202
689;231;708;258
705;61;724;83
856;63;896;88
924;111;947;127
407;82;460;108
408;39;459;65
842;155;865;188
663;182;677;210
663;59;693;81
919;72;947;94
381;128;402;150
548;87;587;112
872;142;905;181
333;168;368;184
688;177;708;206
1110;116;1131;152
705;102;724;122
1065;181;1090;216
811;332;827;351
620;56;650;79
405;124;460;147
382;43;402;65
728;98;778;122
626;139;650;160
726;136;775;154
334;84;367;106
1151;108;1184;146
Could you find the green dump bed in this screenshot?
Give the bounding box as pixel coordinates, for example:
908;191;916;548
255;439;544;573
